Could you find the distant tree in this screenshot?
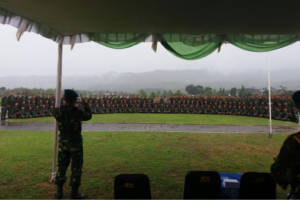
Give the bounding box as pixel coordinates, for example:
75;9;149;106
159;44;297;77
139;89;147;97
230;87;237;96
0;87;6;96
279;85;288;95
239;85;252;97
204;87;213;96
212;88;217;95
174;90;184;96
239;86;247;97
218;88;226;96
166;90;174;97
157;90;161;97
185;84;199;95
45;88;55;95
262;88;268;96
196;85;204;95
149;92;157;98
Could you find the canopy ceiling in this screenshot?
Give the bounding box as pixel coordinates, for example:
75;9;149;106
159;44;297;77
1;0;300;35
1;0;300;59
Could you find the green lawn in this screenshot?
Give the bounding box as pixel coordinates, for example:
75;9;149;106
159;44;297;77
0;130;290;199
9;113;297;126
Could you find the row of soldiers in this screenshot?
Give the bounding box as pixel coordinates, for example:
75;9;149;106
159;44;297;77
0;93;298;122
1;93;55;120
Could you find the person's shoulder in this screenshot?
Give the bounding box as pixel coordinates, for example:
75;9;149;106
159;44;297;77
291;132;300;144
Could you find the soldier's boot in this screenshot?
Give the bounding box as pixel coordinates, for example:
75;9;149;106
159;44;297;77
71;185;85;199
54;184;64;199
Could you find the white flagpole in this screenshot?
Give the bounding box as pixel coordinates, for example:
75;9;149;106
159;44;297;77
267;54;272;138
50;39;63;182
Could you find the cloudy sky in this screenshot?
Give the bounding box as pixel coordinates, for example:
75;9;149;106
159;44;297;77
0;24;300;77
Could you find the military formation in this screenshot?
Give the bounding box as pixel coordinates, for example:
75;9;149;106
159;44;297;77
0;93;55;120
1;94;298;122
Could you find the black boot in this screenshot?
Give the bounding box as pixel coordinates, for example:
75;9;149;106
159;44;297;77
54;184;64;199
71;185;85;199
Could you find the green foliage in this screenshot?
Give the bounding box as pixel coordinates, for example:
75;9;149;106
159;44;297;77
185;84;201;95
185;84;229;96
174;90;184;96
161;89;174;97
0;87;6;96
218;88;226;96
230;87;237;96
138;89;147;97
0;86;296;98
149;92;157;98
239;85;250;97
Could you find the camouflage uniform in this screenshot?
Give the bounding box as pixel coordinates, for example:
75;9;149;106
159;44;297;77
271;132;300;198
15;94;22;119
54;103;92;188
1;94;8;120
7;94;16;118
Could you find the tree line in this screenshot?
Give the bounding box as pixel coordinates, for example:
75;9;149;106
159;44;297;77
0;84;295;98
185;84;294;97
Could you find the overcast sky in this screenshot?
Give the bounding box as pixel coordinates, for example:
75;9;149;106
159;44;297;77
0;25;300;77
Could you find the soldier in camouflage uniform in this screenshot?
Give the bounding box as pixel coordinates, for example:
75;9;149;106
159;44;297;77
271;91;300;199
54;89;92;199
7;93;15;118
1;93;8;121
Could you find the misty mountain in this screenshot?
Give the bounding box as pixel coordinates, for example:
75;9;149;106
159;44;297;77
0;68;299;92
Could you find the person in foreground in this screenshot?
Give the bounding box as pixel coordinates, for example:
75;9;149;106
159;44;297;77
271;90;300;199
54;89;92;199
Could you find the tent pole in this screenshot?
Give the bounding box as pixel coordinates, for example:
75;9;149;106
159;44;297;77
50;40;63;183
267;54;272;138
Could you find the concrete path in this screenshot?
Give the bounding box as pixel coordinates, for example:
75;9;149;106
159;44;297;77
0;121;299;133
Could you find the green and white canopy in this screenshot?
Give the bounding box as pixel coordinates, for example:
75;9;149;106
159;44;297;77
1;0;300;59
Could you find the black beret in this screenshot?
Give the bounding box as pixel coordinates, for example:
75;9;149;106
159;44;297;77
292;90;300;105
64;89;78;103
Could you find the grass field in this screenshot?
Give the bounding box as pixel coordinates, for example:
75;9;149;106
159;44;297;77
0;130;290;199
9;113;298;126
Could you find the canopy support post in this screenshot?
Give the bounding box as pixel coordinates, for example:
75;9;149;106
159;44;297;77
267;54;272;138
50;39;63;183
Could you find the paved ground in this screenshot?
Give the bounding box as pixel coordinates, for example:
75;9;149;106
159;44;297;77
0;121;299;133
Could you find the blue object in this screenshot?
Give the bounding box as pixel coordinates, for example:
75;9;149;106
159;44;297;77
220;172;243;199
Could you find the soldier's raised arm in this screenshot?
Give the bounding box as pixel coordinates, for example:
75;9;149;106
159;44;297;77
81;101;92;121
75;101;92;121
